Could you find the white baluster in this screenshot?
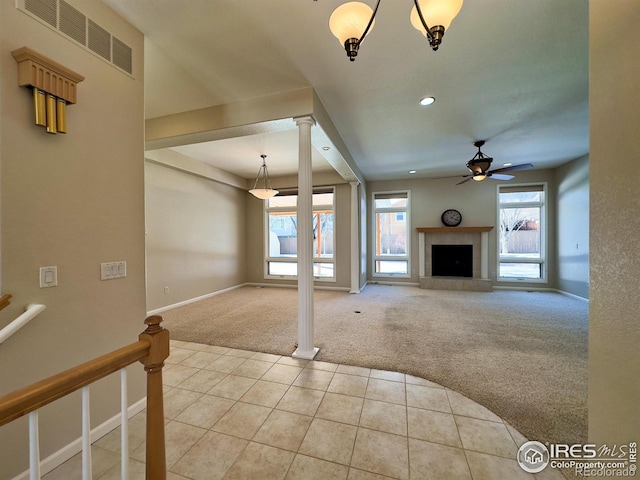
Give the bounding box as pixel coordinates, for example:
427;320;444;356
82;386;92;480
120;369;129;480
29;411;41;480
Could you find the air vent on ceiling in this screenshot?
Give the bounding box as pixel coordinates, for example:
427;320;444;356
17;0;133;75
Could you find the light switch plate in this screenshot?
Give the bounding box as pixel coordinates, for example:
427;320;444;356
101;261;127;280
40;266;58;288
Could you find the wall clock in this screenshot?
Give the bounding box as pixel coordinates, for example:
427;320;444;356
441;209;462;227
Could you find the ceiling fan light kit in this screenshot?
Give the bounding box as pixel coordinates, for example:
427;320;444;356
456;140;534;185
328;0;463;61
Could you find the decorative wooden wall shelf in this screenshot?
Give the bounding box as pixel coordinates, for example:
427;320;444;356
11;47;84;104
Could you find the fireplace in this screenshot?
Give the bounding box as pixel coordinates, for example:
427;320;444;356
417;226;494;292
432;244;473;277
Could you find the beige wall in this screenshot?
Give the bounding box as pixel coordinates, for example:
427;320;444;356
0;1;146;477
589;1;640;445
556;155;589;299
367;168;557;287
145;160;247;311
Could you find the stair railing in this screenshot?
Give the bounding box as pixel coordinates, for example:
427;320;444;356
0;315;169;479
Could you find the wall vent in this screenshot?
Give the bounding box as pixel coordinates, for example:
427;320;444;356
17;0;133;75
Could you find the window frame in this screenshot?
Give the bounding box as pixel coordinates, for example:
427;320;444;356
497;182;548;283
372;190;411;278
264;188;336;281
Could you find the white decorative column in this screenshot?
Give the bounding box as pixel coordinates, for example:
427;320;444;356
292;116;319;359
349;181;361;294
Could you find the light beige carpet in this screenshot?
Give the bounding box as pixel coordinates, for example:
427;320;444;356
160;284;588;448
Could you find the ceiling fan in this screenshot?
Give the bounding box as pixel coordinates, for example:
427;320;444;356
456;141;533;185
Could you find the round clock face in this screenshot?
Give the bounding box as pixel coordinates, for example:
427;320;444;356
441;209;462;227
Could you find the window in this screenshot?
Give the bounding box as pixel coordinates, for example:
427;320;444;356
265;189;335;279
373;191;410;276
498;184;546;281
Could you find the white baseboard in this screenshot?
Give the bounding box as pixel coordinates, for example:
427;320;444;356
12;397;147;480
147;283;248;316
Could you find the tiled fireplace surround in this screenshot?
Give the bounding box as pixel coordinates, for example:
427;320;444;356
417;227;493;292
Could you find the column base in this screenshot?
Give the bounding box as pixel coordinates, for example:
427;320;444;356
292;347;320;360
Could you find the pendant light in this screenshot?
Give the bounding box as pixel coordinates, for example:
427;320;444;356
249;154;279;199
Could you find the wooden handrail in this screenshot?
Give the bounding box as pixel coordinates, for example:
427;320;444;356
0;315;169;479
0;294;11;311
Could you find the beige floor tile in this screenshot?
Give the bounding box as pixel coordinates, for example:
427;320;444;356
225;348;256;358
446;389;502;422
205;355;247;373
306;360;339;372
534;465;567;480
359;399;407;436
251;351;282;363
276;386;325;416
292;367;335;390
346;469;391;480
163;387;203;419
224;442;295;480
43;446;120;480
169;430;248;480
174;394;235;429
365;378;406;405
455;416;518;458
350;428;409;480
316;392;364;425
132;420;206;469
176;368;226;393
240;379;290;407
96;458;146;480
286;454;349;480
163;364;200;387
299;418;358;465
179;350;221;368
201;345;231;355
232;358;275;379
328;373;369;397
207;374;256;400
406;383;452;413
370;369;405;383
407;406;462;447
180;342;209;351
252;409;313;451
465;450;535;480
212;401;272;440
262;363;304;384
95;412;147;454
406;374;444;389
277;356;309;367
408;438;472;480
336;364;371;377
166;347;197;364
170;339;187;348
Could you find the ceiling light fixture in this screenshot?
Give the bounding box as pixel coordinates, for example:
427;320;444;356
249;154;279;199
419;96;435;106
328;0;463;62
409;170;417;174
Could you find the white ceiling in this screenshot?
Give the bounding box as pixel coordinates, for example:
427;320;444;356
104;0;589;182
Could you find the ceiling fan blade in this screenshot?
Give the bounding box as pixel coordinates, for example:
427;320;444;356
490;173;515;181
456;177;473;185
489;163;534;174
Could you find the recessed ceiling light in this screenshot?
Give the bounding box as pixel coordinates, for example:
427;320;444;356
322;146;331;151
419;97;435;106
503;162;513;167
409;170;417;174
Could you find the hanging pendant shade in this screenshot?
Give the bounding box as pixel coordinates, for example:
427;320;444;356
249;154;279;199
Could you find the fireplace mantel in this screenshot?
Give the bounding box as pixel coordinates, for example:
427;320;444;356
416;226;493;234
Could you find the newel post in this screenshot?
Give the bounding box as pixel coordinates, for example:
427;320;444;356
139;315;170;480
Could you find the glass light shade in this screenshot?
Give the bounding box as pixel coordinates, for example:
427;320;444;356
329;2;375;44
472;174;487;182
249;188;279;200
410;0;463;36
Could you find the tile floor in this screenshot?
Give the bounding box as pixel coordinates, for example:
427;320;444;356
44;340;564;480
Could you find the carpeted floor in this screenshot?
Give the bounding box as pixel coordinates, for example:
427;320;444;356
159;284;588;449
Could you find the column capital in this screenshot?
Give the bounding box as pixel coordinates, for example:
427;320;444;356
294;115;316;127
349;181;361;187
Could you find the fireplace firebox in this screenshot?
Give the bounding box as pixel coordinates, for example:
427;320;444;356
431;244;473;277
